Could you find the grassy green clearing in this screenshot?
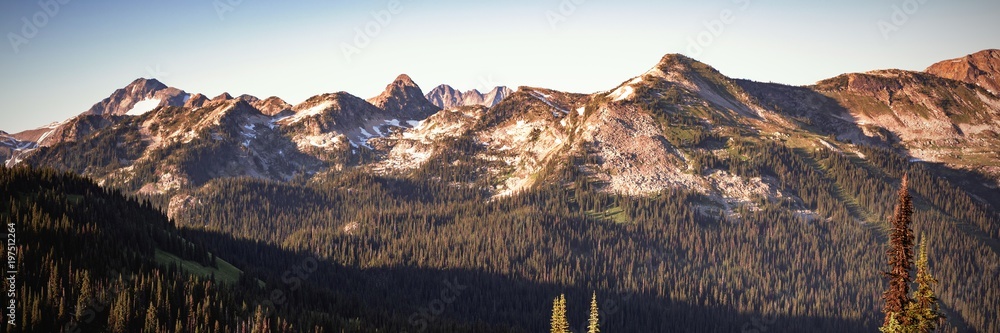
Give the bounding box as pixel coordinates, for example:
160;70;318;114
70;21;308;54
154;248;242;284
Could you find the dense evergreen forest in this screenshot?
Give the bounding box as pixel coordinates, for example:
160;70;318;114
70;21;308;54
2;136;999;332
0;166;505;332
164;139;998;332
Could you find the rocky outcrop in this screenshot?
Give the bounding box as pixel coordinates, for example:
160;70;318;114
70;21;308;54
926;49;1000;94
426;84;514;109
367;74;439;119
184;93;209;108
252;96;293;116
84;78;188;116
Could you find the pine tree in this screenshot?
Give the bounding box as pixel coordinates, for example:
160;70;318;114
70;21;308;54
907;236;942;333
144;303;159;333
551;296;559;333
588;292;600;333
75;271;92;320
551;294;569;333
883;175;915;328
109;289;132;333
252;304;270;333
880;312;904;333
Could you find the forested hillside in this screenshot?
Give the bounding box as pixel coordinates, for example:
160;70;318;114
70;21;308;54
172;139;1000;332
1;166;506;332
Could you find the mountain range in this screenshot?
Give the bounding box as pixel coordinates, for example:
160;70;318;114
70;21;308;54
4;49;1000;332
7;50;999;197
425;84;515;109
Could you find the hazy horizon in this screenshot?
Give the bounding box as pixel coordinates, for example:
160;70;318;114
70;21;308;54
1;0;998;132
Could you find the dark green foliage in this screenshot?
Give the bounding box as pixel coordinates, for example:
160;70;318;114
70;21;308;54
0;166;403;332
159;133;1000;332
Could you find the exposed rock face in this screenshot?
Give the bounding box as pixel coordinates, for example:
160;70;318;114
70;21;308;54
367;74;440;119
1;130;37;167
6;49;1000;201
211;93;234;103
284;92;385;137
426;84;464;109
378;105;486;171
426;84;514;109
184;93;209;108
809;69;1000;171
482;86;515;107
926;49;1000;94
252;96;293;116
84;78;189;116
35;115;116;147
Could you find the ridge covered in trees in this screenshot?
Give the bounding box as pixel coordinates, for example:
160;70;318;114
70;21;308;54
3;135;998;331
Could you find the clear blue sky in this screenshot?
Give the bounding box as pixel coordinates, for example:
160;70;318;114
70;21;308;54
1;0;997;132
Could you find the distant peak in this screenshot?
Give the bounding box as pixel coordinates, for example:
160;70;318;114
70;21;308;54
925;49;1000;93
393;74;416;86
367;74;437;117
126;77;167;91
237;94;260;103
658;53;698;66
973;49;1000;57
212;93;234;101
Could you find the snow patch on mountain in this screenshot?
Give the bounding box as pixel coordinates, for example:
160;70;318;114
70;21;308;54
609;85;635;101
126;99;162;116
529;91;568;114
287;101;334;124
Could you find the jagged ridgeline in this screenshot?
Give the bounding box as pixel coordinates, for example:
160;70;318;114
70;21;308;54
2;49;999;332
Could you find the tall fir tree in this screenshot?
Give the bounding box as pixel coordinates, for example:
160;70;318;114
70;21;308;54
883;175;915;328
551;295;560;333
907;236;942;333
551;294;570;333
588;292;600;333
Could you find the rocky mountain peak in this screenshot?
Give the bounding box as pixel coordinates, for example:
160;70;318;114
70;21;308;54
926;49;1000;93
253;96;293;116
237;94;261;103
367;74;439;119
426;84;514;109
85;78;186;116
212;93;234;102
126;78;168;93
184;93;209;108
652;53;700;72
392;73;416;86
